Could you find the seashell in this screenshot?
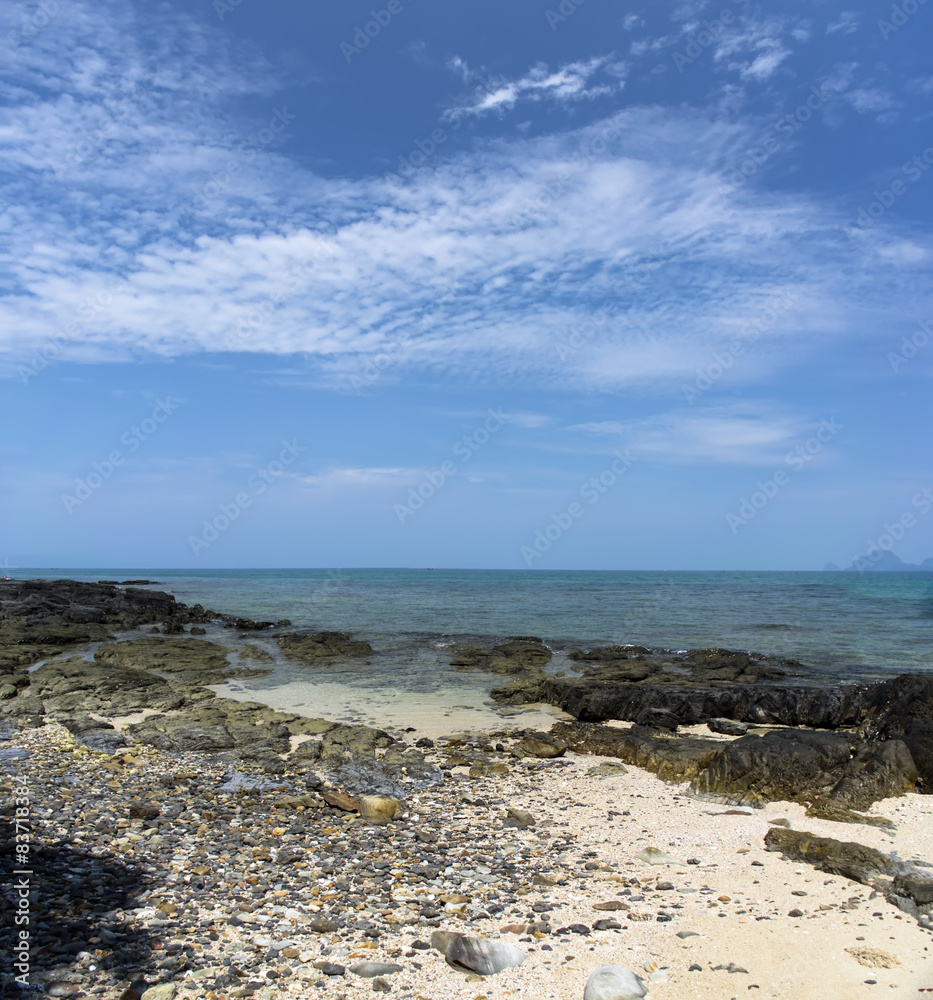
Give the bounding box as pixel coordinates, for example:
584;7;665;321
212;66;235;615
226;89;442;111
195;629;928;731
643;959;661;973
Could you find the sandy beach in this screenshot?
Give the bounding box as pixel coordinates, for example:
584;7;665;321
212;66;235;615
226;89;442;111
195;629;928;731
4;716;933;1000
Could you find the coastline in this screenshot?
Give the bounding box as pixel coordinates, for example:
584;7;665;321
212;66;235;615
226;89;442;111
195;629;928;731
2;578;932;999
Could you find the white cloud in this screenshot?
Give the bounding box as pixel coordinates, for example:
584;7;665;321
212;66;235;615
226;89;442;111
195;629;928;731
298;467;417;489
827;12;861;35
572;406;807;464
444;57;622;119
0;0;930;400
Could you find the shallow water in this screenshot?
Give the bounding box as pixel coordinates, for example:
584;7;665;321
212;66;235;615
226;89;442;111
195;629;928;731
18;569;933;725
23;568;932;674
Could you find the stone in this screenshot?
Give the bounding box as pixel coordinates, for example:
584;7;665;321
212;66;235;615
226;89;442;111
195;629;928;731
552;722;721;783
707;718;748;736
503;807;535;828
587;762;629;777
583;964;648;1000
316;962;346;976
322;789;361;811
430;929;464;954
445;935;526;976
892;872;933;905
358;794;402;822
349;962;403;978
635;847;679;865
371;978;391;992
141;986;177;1000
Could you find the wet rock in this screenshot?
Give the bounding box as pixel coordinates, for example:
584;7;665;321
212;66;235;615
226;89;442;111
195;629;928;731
277;631;373;663
94;636;236;684
445;935;526;976
707;718;748;736
583;964;648;1000
452;638;551;675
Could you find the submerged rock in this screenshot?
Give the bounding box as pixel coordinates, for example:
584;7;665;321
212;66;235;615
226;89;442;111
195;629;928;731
277;631;373;663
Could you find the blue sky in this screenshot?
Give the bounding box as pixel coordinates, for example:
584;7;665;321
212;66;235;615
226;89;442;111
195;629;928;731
1;0;932;570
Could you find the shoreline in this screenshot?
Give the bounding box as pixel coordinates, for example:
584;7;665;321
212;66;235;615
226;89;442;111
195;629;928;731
2;578;932;998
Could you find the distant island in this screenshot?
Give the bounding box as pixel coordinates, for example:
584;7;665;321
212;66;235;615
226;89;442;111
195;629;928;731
825;551;933;572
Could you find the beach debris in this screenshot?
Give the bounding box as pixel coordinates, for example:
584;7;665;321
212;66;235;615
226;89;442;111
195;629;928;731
583;964;648;1000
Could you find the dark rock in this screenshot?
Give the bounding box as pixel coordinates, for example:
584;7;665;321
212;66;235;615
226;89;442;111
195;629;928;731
551;722;721;783
691;729;917;815
707;718;748;737
764;827;900;886
891;872;933;906
635;708;679;732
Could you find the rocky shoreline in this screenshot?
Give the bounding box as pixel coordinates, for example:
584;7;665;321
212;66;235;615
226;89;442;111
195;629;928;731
2;579;933;998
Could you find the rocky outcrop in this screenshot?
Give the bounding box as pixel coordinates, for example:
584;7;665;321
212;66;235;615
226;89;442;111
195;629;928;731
0;579;216;673
691;729;917;818
551;722;722;782
764;827;901;886
277;631;373;663
451;637;551;675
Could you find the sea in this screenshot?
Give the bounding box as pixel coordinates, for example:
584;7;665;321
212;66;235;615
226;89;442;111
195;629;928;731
18;569;933;733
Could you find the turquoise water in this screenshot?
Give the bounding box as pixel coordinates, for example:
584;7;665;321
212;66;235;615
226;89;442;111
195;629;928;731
18;569;933;680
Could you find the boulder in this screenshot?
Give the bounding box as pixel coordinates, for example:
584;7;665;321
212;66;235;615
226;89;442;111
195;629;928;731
358;794;401;822
445;935;525;976
707;718;748;736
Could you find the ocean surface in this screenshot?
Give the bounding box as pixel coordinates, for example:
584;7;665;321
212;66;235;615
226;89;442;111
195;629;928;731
19;568;933;680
